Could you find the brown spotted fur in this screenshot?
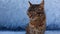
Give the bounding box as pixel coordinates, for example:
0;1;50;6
26;0;46;34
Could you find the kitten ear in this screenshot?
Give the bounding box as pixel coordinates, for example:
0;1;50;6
39;0;44;7
28;1;32;6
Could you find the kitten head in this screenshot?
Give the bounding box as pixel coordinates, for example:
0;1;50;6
27;0;44;19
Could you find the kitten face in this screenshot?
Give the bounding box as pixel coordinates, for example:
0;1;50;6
27;1;44;20
27;5;44;19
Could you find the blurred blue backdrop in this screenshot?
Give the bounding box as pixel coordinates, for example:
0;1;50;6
0;0;60;30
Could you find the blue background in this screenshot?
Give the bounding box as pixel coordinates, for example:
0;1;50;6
0;0;60;29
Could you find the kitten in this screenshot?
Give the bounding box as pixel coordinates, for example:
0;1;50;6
26;0;46;34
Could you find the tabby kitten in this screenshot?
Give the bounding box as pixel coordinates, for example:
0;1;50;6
26;0;46;34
